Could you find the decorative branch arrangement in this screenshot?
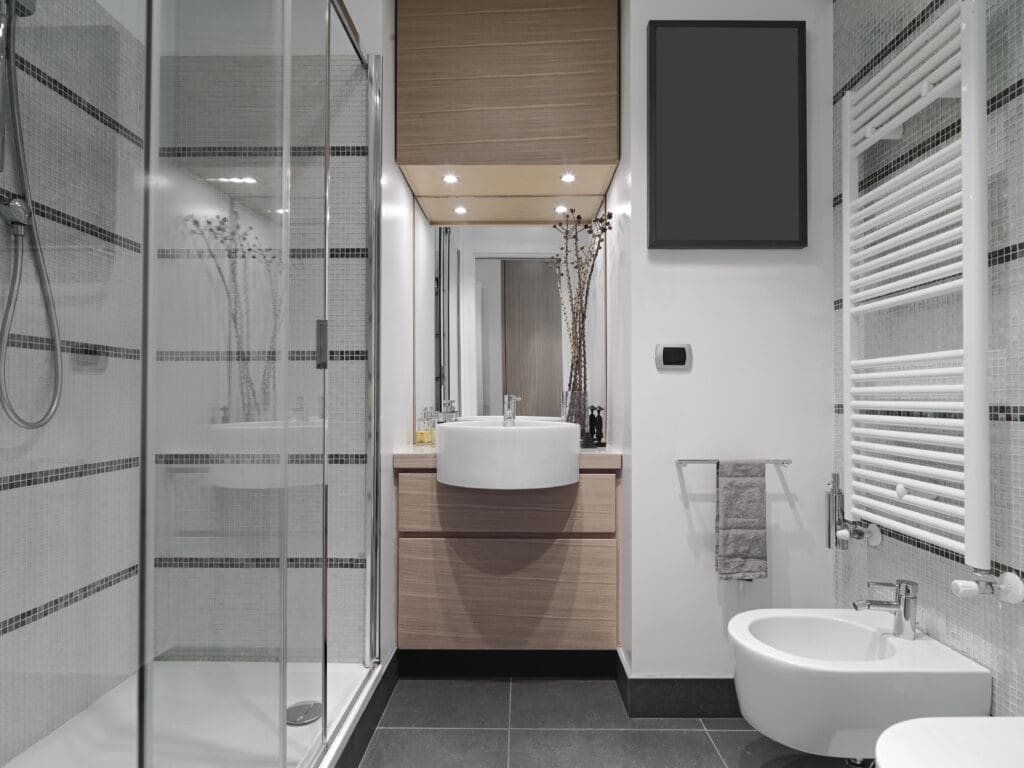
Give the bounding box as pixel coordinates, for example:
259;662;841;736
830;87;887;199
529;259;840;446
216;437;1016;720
186;211;284;422
552;209;612;435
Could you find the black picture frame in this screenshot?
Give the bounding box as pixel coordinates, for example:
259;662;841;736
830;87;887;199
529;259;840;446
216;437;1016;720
647;20;808;249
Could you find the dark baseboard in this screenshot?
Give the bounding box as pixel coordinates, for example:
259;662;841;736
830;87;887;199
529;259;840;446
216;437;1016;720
615;654;741;718
397;649;619;678
332;652;399;768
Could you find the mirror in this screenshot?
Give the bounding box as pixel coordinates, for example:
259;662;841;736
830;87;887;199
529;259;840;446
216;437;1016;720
414;223;607;428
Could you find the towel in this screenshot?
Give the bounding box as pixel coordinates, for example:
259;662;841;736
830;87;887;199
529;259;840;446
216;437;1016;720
715;461;768;580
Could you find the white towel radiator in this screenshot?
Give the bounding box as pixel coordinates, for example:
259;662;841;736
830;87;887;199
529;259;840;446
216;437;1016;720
840;0;990;568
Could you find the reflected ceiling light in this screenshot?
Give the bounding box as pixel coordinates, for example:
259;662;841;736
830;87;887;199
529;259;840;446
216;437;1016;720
442;173;459;184
453;205;467;215
275;208;288;214
560;172;576;183
554;204;569;214
209;176;257;184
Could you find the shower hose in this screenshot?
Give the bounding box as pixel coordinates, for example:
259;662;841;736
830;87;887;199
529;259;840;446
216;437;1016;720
0;2;62;429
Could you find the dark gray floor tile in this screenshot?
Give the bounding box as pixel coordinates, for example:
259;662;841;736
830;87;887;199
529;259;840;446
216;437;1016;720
359;728;508;768
509;729;723;768
379;678;510;728
510;679;701;730
702;717;754;731
710;730;848;768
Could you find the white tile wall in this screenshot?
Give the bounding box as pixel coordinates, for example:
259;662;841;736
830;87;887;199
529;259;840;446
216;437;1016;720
0;1;144;762
833;0;1024;717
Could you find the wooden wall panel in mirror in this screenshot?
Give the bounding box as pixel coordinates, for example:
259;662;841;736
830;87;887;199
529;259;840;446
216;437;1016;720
412;222;607;431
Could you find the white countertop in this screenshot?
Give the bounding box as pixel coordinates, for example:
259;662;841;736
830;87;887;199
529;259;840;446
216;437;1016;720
876;717;1024;768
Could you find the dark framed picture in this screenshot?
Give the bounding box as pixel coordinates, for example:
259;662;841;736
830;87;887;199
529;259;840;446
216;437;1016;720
648;20;807;249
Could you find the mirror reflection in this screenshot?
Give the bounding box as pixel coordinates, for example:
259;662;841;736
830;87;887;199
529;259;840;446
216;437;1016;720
414;224;606;430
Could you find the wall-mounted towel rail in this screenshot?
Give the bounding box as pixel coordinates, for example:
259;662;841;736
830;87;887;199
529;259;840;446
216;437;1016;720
841;0;989;568
675;458;791;467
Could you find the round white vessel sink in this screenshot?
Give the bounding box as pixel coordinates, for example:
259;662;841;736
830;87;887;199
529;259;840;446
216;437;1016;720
729;609;991;760
436;417;579;490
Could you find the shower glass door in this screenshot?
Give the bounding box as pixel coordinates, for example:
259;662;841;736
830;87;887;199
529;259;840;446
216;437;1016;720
144;1;375;766
146;0;323;765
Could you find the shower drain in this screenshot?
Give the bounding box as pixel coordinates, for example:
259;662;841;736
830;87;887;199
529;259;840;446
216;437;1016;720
286;701;323;727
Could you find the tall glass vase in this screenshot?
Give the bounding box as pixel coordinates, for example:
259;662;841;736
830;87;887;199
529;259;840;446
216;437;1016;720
563;388;588;440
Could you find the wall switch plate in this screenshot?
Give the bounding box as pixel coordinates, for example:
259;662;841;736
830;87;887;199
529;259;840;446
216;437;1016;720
655;344;692;371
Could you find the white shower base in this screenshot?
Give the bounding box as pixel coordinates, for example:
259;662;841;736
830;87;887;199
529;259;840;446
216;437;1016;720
6;661;368;768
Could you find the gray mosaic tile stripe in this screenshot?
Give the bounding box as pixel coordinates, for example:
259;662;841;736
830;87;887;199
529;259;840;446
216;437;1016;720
156;350;279;362
990;405;1024;422
158;145;367;158
156;247;367;259
155;349;366;362
7;332;141;360
0;565;138;636
1;457;139;491
0;186;141;253
832;241;1024;310
154;452;368;465
832;0;953;104
153;556;365;568
154;453;280;465
288;349;368;361
14;55;144;148
878;526;1023;579
289;453;368;465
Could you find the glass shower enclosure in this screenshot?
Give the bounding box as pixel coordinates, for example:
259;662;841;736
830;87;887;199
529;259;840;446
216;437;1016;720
0;1;380;766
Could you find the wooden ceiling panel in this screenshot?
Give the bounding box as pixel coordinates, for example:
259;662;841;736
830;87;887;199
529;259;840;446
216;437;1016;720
417;195;605;226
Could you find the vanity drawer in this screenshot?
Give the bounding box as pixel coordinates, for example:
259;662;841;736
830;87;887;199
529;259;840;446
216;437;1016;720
398;537;617;650
397;472;616;535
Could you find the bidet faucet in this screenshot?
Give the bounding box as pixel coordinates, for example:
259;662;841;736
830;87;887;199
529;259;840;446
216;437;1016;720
502;394;521;426
853;579;918;639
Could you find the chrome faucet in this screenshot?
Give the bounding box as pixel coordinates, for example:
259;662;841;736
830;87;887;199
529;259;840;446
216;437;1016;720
502;394;521;426
853;579;918;639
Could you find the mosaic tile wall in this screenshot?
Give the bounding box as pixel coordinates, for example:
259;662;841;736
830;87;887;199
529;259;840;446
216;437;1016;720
833;0;1024;717
151;40;370;666
0;1;145;762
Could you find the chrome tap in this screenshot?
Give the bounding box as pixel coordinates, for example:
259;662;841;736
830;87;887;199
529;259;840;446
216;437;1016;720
853;579;918;639
502;394;521;426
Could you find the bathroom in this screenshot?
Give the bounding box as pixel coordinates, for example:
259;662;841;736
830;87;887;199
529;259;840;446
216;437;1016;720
0;0;1020;766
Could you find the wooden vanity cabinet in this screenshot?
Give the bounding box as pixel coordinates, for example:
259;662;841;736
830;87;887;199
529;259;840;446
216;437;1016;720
395;463;620;650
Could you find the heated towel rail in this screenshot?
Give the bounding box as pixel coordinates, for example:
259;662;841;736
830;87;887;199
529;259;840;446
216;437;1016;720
841;0;989;567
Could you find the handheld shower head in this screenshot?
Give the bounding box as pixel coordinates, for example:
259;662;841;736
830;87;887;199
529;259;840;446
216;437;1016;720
1;198;30;228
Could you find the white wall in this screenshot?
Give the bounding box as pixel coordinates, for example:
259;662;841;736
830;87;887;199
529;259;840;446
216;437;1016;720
615;0;834;679
413;204;434;422
345;0;415;664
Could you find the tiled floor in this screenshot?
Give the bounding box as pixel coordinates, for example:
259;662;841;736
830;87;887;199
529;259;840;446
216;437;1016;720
358;678;849;767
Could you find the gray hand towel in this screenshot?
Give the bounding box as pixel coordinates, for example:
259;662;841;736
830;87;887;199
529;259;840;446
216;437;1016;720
715;461;768;580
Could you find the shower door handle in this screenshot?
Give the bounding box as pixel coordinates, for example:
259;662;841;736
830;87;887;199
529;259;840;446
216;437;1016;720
315;319;328;370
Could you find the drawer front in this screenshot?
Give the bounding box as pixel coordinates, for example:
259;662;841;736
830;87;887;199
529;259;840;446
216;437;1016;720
399;537;617;650
397;472;616;535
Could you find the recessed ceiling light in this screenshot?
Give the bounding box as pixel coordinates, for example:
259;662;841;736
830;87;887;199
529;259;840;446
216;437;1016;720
209;176;257;184
442;173;459;184
560;172;576;183
554;205;569;214
454;205;467;215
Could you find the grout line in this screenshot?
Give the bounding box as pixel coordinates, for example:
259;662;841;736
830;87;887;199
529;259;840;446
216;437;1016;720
507;678;512;768
375;725;710;731
704;729;730;768
375;726;509;731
